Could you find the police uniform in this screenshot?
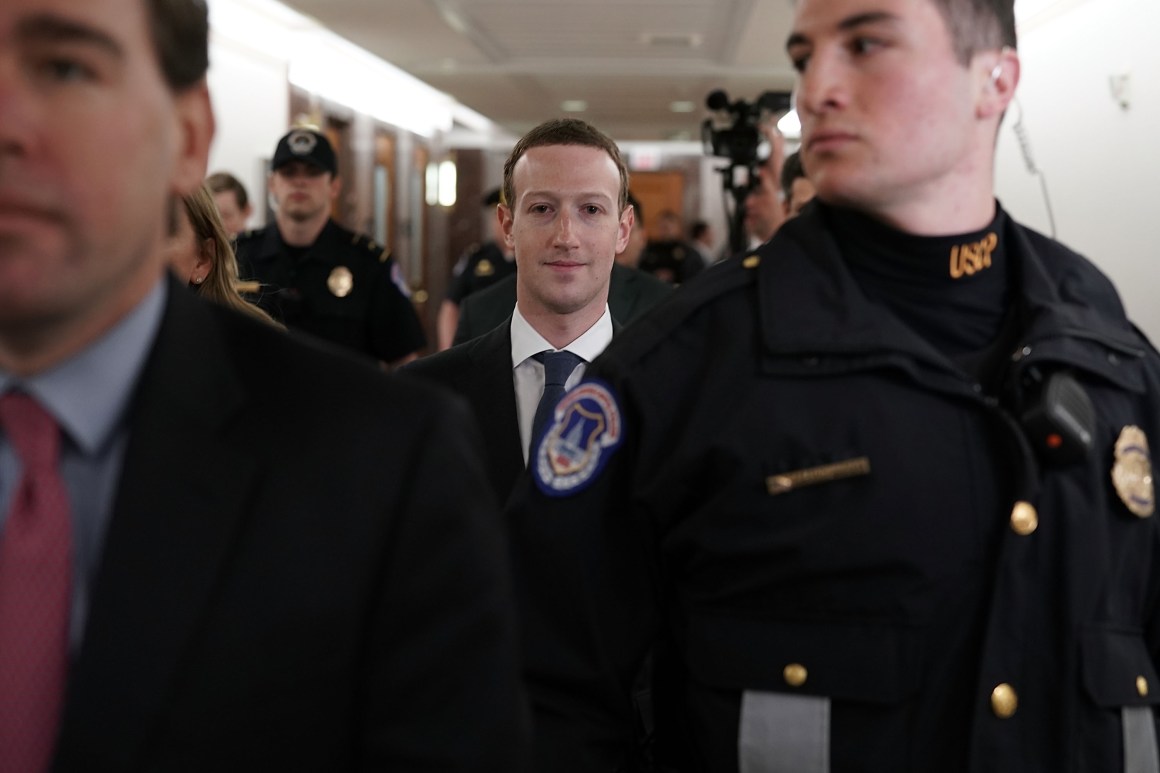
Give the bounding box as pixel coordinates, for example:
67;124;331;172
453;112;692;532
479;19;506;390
514;201;1160;772
445;241;516;305
235;220;424;363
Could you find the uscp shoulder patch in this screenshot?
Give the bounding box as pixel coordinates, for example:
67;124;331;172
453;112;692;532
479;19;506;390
533;380;624;497
1112;425;1155;518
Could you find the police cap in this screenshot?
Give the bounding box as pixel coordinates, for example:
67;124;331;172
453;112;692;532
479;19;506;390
272;128;338;176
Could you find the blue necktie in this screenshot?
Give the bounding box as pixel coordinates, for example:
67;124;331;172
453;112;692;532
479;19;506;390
531;350;584;453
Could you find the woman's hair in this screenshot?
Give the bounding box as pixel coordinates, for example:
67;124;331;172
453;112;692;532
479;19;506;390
180;184;281;327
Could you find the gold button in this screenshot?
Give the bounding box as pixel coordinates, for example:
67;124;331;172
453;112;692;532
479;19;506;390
1010;501;1038;536
742;255;761;269
1138;676;1149;697
783;663;808;687
991;683;1018;718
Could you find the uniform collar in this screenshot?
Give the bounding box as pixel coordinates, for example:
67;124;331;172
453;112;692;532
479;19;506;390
756;202;1146;385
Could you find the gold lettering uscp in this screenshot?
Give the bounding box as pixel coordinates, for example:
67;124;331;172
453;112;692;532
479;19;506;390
949;232;998;279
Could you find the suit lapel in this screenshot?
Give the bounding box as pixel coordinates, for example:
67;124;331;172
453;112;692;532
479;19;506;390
57;283;259;767
608;263;635;325
466;322;526;503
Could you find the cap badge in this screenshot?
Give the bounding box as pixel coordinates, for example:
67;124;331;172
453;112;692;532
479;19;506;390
1112;425;1154;518
327;266;354;298
287;130;318;156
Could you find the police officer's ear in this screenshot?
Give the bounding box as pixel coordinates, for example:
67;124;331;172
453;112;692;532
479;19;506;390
976;46;1020;120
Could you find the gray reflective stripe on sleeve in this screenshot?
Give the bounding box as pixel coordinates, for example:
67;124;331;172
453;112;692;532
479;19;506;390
739;691;829;773
1124;706;1160;773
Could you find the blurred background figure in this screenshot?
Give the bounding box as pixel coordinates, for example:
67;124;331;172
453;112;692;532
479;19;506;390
779;150;816;219
639;209;705;284
436;188;516;350
164;183;280;327
740;155;785;250
205;171;253;237
688;219;717;267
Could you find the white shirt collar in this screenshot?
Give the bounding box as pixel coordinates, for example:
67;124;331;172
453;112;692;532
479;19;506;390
509;304;613;368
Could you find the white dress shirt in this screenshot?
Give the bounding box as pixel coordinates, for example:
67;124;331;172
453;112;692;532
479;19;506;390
510;305;613;463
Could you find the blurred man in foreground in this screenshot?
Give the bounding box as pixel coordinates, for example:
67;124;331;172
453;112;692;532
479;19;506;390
0;0;529;768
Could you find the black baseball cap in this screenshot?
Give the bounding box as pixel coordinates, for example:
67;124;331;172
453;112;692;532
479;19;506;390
272;128;337;175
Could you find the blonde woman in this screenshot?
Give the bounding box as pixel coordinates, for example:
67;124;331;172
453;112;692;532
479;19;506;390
164;183;280;327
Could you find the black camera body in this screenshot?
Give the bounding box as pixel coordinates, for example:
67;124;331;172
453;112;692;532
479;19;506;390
701;89;791;168
701;89;792;255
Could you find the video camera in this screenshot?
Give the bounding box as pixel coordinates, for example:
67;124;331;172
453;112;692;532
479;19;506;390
701;89;791;169
701;89;792;255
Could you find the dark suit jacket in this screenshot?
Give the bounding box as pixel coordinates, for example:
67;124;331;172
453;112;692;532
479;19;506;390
52;278;529;772
402;321;525;506
454;263;671;345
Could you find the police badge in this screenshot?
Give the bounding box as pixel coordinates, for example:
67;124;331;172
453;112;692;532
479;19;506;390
1112;425;1155;518
327;266;354;298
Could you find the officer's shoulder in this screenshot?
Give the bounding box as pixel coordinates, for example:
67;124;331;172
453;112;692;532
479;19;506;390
348;231;392;264
234;226;268;245
603;253;761;365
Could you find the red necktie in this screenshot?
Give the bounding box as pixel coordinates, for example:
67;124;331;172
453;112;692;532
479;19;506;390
0;393;73;773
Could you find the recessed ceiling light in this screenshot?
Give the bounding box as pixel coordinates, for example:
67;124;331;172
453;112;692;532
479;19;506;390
670;101;696;113
561;100;588;113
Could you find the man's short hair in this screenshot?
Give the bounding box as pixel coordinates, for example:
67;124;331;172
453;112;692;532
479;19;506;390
933;0;1017;65
206;172;250;210
502;118;630;215
146;0;210;91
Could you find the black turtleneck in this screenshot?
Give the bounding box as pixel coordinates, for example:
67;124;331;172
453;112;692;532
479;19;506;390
820;203;1018;390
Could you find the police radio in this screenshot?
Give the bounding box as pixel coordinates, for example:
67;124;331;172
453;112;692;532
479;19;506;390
1016;367;1096;466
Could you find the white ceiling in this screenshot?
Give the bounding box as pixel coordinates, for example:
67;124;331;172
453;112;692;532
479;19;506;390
276;0;801;142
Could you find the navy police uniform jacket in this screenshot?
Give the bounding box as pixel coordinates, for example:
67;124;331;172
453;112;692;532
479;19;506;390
235;220;425;362
512;202;1160;772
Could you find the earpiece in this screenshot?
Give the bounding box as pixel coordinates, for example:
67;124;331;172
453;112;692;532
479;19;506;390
991;46;1015;85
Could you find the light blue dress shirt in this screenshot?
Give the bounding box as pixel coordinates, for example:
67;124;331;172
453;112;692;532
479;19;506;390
0;280;167;651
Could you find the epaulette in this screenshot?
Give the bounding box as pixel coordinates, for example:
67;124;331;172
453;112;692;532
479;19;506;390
603;255;762;367
351;233;391;263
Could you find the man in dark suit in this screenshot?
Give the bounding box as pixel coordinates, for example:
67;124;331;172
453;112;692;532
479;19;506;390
452;193;671;347
0;0;529;769
405;118;634;505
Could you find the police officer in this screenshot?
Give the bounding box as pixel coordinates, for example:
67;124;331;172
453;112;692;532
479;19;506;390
235;128;425;366
512;0;1160;771
435;188;516;350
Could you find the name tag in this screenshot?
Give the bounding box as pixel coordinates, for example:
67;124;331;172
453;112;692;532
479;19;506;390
766;457;871;496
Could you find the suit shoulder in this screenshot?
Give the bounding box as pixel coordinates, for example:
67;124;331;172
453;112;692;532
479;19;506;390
216;305;439;417
401;343;472;381
600;253;761;367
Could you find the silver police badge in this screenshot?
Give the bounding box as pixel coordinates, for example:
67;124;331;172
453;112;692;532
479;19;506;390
327;266;354;298
1112;425;1154;518
287;129;318;156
